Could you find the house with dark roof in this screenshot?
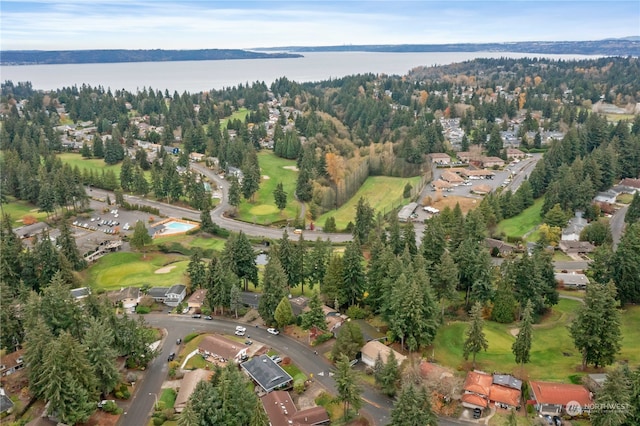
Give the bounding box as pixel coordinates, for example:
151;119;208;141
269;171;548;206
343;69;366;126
186;289;207;312
561;211;588;241
0;388;14;415
529;380;592;416
107;287;141;310
485;238;517;256
147;287;169;303
261;390;329;426
1;349;25;377
70;287;91;301
558;240;595;255
554;272;589;290
241;354;293;393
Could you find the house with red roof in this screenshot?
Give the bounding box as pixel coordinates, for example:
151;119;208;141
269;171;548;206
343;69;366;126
261;390;329;426
462;371;522;411
529;380;592;416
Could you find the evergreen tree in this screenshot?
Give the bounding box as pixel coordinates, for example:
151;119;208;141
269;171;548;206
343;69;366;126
224;231;258;291
83;317;120;396
229;284;241;319
625;192;640;224
228;177;241;210
491;276;517;324
273;181;287;211
512;299;534;366
274;296;295;330
92;137;104;158
544;203;569;228
433;251;459;319
24;317;54;398
321;254;343;305
334;354;362;421
611;223;640;304
205;257;234;315
331;321;364;361
570;282;622;369
390;382;438;426
591;365;631;426
301;293;327;330
353;197;374;243
131;220;152;258
187;250;207;289
377;350;401;397
340;238;366;307
304;238;330;291
200;206;215;234
463;301;489;369
258;254;288;326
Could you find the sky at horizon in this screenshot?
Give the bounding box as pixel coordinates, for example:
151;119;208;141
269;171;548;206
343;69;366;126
1;0;639;51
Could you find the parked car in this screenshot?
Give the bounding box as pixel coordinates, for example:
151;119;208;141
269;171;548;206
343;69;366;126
204;315;212;320
235;330;245;336
267;328;280;335
473;408;482;419
176;338;182;345
168;352;175;362
192;314;201;319
270;355;282;363
236;325;247;332
245;340;253;345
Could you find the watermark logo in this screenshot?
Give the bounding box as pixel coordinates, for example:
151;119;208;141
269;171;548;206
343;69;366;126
566;401;583;416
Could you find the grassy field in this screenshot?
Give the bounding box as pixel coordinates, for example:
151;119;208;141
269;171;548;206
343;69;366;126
432;300;640;382
496;198;543;240
220;108;249;129
317;175;422;230
617;193;634;204
84;251;189;291
152;234;227;253
0;197;49;226
236;151;300;225
58;152;123;175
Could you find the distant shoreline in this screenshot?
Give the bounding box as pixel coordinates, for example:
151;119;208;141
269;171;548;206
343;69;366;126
2;39;638;66
0;49;303;66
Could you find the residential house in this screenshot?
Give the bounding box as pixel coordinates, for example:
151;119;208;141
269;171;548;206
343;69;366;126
0;388;14;415
529;380;592;416
457;152;472;163
398;202;418;222
186;289;207;312
462;371;522;411
1;349;26;377
429;153;451;164
227;166;244;182
485;238;517;256
107;287;141;311
189;152;205;162
165;284;187;307
593;190;618;204
71;287;91;301
14;222;50;239
198;335;247;363
558;240;595;255
481;157;505;168
506;148;526;159
561;211;588;241
323;305;347;334
461;169;495;180
360;340;407;368
432;179;453;191
261;390;330;426
174;369;214;413
554;272;589;290
617;178;640;194
147;287;169;303
241;354;293;393
289;296;309;316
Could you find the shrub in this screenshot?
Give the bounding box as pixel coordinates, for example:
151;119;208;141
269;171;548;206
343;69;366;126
102;400;119;413
346;305;368;319
135;305;151;314
152;415;165;426
126;372;138;384
184;332;200;343
314;333;333;345
294;380;306;394
323;216;336;233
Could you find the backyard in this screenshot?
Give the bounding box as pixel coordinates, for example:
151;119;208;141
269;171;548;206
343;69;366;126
317;175;422;230
495;198;543;240
432;300;640;382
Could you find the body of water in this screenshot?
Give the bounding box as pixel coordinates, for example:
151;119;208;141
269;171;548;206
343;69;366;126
0;52;598;93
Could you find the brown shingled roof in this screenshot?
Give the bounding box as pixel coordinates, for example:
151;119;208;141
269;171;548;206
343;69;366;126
529;380;592;407
463;371;493;396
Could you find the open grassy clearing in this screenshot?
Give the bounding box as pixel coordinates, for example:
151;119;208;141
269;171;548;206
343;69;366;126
237;151;300;225
0;197;49;226
430;195;481;215
496;198;543;239
152;233;227;253
84;251;188;291
58;152;123;175
432;300;640;382
317;175;422;229
220;108;249;129
616;193;634;204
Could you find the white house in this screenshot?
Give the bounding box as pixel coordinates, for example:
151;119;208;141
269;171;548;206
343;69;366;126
360;340;407;368
165;284;187;307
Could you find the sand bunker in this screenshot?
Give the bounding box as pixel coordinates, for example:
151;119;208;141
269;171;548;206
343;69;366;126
509;328;520;337
283;166;299;171
262;175;270;180
155;265;177;274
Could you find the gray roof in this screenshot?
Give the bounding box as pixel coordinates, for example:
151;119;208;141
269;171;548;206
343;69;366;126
0;388;14;413
493;374;522;390
147;287;169;298
555;272;589;286
588;373;608;386
70;287;91;299
167;284;186;296
241;354;293;393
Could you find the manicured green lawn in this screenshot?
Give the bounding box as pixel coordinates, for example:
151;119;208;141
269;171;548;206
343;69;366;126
85;251;189;290
496;198;543;239
616;193;634;204
159;388;177;409
220;108;249;129
0;197;49;226
433;299;640;381
152;234;227;253
58;152;123;175
317;175;422;230
236;151;300;225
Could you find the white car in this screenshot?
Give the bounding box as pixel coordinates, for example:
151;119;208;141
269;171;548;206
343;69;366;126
267;328;280;335
235;325;246;332
234;330;245;336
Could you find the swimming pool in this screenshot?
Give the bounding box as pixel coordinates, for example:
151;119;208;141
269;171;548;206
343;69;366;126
164;221;197;232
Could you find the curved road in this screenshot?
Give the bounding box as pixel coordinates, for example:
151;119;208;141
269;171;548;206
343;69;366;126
118;314;471;426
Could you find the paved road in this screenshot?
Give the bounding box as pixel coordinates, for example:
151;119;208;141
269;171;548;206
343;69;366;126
610;204;628;248
120;314;473;426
